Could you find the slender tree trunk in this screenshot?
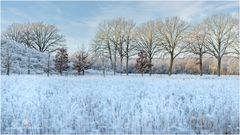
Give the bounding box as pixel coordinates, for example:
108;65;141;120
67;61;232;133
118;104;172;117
47;53;51;76
6;60;10;76
217;57;221;76
120;56;123;75
6;56;10;76
168;53;174;76
83;70;85;75
126;56;129;75
107;42;113;70
102;57;106;77
199;54;203;76
7;66;10;75
27;56;30;74
6;46;11;75
113;45;117;75
149;58;152;76
126;42;130;75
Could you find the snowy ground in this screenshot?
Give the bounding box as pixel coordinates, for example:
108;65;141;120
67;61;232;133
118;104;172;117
1;74;239;134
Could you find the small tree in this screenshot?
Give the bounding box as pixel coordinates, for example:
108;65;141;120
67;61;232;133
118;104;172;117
135;50;153;76
54;48;69;75
73;50;92;75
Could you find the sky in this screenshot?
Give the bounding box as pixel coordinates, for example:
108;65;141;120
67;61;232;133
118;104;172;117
1;1;239;53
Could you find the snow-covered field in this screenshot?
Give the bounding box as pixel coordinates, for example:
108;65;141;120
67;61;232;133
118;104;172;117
1;75;239;134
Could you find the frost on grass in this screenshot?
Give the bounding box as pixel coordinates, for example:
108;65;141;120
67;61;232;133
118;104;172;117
1;75;239;134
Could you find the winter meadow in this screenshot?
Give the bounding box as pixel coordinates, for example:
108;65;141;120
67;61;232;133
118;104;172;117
1;1;239;134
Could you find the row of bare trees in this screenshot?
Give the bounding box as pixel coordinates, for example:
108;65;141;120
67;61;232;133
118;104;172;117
92;14;239;76
92;18;136;75
2;15;238;76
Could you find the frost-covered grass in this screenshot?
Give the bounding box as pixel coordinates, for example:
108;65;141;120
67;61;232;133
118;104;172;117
1;74;239;134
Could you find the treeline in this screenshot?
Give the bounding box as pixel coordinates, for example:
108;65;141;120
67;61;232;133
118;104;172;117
1;14;239;76
92;14;239;76
92;57;239;75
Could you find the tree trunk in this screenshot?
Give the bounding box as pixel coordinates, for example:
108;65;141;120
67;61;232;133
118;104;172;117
83;70;85;75
199;54;203;76
102;58;106;77
126;56;129;75
27;56;30;74
47;53;50;76
217;57;221;76
107;42;113;70
120;56;123;75
168;53;174;76
6;57;10;76
113;45;117;75
6;63;10;75
6;47;10;76
149;58;152;76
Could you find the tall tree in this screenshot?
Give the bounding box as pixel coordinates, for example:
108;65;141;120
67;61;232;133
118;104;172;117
157;17;189;76
109;18;126;74
123;19;136;75
204;15;238;76
135;21;160;75
92;21;114;72
54;48;69;75
186;23;207;76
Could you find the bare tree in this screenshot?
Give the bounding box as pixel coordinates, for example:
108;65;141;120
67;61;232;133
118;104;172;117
109;18;126;74
30;23;66;52
204;15;238;76
123;19;136;75
2;22;66;52
73;48;93;75
135;21;160;75
157;17;189;76
186;23;207;76
92;21;114;73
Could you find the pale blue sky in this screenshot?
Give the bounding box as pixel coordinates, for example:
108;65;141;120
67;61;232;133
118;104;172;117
1;1;239;53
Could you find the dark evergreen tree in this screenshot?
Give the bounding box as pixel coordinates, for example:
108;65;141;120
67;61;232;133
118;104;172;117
73;50;92;75
135;50;153;76
54;48;69;75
